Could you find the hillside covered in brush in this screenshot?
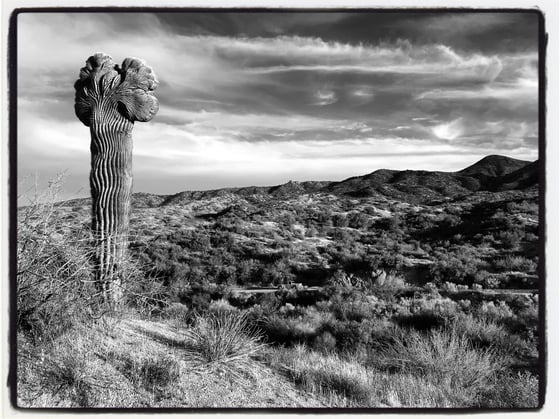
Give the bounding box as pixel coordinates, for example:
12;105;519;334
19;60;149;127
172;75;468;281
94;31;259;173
19;154;540;408
61;155;538;210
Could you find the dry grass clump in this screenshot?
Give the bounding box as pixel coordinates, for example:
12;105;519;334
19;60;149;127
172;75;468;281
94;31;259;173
270;344;374;406
208;298;238;314
260;314;318;346
268;344;453;407
115;354;181;395
452;314;534;359
182;311;266;381
266;326;513;407
17;326;142;408
480;371;539;408
375;327;505;405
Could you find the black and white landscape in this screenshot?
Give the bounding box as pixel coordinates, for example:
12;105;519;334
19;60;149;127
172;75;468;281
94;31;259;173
16;11;541;409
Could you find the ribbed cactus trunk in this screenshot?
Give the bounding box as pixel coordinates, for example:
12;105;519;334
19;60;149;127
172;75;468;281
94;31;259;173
75;53;159;306
89;113;134;303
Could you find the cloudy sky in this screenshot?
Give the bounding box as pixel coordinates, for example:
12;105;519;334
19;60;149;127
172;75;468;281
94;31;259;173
17;11;539;201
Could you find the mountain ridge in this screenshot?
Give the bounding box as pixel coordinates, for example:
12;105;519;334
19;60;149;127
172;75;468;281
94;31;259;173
60;155;538;208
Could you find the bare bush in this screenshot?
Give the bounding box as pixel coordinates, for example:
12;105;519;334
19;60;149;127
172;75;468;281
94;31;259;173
376;327;505;405
17;177;163;340
17;177;96;339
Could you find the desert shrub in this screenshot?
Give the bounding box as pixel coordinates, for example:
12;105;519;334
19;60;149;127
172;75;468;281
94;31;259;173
317;320;371;353
496;305;539;345
162;302;190;322
305;225;319;237
278;302;297;315
477;273;503;289
182;311;265;380
280;212;296;228
452;314;534;359
235;258;261;285
498;230;523;249
313;331;337;353
178;288;211;313
505;200;538;216
348;212;370;230
117;254;170;316
177;230;211;252
375;215;402;232
177;281;226;313
329;213;347;229
438;214;461;229
208;263;237;285
302;303;335;320
271;344;374;405
376;327;505;405
243;292;282;317
37;344;92;406
270;342;473;407
423;282;438;293
477;300;515;322
17;179;97;341
441;282;458;293
493;255;537;273
516;304;539;329
428;253;479;285
259;314;317;346
210;231;237;251
373;271;404;290
329;292;378;322
479;371;539;408
137;356;181;390
108;349;181;398
208;298;238;314
394;295;459;331
21;328;134;408
261;258;296;286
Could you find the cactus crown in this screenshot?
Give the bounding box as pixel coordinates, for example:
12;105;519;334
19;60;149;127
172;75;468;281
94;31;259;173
74;53;159;126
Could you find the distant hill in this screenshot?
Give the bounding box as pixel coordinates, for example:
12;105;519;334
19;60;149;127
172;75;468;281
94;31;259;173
325;169;471;201
324;155;537;203
458;155;531;177
158;181;330;206
492;160;539;191
58;155;538;208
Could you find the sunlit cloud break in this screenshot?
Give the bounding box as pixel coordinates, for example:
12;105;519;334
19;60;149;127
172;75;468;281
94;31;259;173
17;11;539;199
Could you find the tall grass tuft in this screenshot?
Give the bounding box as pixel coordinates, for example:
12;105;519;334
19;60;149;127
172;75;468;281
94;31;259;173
271;344;373;406
480;371;539;408
376;327;505;405
183;311;266;380
452;314;534;359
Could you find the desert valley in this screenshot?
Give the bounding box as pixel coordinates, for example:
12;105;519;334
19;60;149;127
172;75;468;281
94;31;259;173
16;154;541;408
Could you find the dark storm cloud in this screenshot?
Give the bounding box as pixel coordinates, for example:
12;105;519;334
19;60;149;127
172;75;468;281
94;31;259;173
18;11;539;198
154;11;538;54
154;12;349;38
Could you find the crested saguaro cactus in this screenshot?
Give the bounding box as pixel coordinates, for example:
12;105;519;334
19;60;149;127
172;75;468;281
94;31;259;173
74;53;159;305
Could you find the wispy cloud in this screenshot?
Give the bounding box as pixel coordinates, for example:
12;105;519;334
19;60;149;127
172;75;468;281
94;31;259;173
416;81;537;101
17;12;539;198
